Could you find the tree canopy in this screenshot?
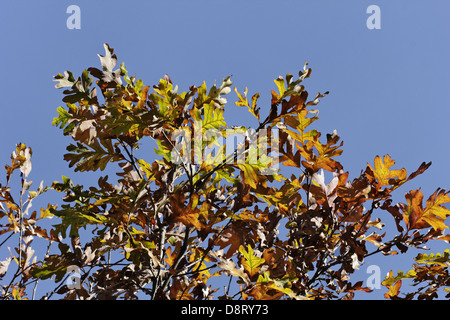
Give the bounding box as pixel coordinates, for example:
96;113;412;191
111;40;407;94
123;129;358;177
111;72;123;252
1;44;449;300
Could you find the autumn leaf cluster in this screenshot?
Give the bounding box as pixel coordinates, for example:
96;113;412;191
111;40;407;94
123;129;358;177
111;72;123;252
1;44;449;300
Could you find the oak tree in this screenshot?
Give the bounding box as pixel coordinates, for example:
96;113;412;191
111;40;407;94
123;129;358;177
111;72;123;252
1;44;449;300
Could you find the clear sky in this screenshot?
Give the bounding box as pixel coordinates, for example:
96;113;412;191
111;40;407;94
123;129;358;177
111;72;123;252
0;0;449;299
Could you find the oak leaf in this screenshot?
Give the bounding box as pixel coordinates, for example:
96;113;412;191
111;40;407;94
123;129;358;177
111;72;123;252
239;244;265;277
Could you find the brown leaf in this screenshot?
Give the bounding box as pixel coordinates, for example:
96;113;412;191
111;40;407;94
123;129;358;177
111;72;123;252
341;292;354;300
5;143;32;183
214;254;250;286
215;226;244;259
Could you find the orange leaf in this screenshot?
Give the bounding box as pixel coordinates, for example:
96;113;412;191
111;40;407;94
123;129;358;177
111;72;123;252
402;189;450;232
385;279;402;299
164;246;177;266
171;192;205;230
425;188;450;221
175;210;204;230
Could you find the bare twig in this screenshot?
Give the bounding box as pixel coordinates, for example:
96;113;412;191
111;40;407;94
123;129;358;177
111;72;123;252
158;227;192;296
32;241;52;300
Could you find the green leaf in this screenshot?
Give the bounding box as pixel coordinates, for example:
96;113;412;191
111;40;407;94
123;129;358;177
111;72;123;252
54;69;97;104
213;166;238;184
203;102;226;130
63;139;123;172
154;139;172;162
415;249;450;266
382;270;417;287
52;106;72;129
51;206;90;238
30;264;67;282
141;241;156;249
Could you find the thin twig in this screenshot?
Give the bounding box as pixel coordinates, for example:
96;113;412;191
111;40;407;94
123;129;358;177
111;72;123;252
0;232;15;248
32;241;52;300
159;227;192;295
191;219;233;275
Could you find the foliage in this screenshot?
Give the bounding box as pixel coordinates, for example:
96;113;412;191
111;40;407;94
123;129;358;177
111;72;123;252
1;44;449;300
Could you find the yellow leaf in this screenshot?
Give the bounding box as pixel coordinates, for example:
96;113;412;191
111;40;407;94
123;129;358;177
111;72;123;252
367;155;407;190
234;87;249;107
274;76;286;96
12;287;22;300
40;204;56;219
235;164;260;189
239;244;265;277
386;280;402;298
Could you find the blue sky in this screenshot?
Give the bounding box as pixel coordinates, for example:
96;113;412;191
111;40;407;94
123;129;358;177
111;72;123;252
0;1;449;299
